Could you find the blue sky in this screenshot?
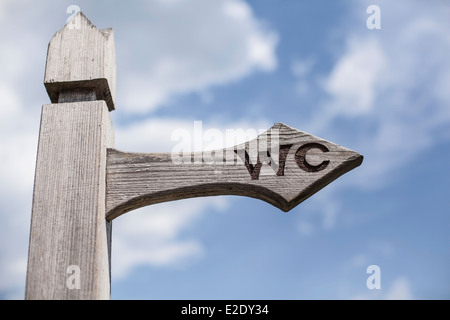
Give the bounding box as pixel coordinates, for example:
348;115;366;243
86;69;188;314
0;0;449;299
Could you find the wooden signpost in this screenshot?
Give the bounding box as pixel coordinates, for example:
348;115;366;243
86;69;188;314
25;12;363;300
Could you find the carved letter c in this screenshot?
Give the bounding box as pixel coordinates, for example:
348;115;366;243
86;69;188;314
295;143;330;172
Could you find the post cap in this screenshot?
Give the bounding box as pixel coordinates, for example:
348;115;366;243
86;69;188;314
44;12;116;111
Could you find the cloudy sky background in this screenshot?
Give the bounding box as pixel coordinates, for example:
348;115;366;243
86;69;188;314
0;0;449;299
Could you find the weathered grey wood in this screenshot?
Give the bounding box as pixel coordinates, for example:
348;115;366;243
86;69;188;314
26;101;114;300
25;12;116;300
44;12;116;111
106;123;363;220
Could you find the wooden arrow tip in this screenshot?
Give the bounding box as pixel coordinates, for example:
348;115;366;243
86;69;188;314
273;122;289;129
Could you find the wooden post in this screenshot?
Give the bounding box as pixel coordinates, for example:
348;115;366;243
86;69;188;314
25;12;115;300
26;12;363;300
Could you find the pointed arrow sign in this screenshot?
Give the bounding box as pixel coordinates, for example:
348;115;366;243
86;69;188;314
106;123;363;220
26;11;364;300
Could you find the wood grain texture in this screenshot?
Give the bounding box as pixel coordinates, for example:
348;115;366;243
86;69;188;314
25;101;114;300
106;123;363;220
44;12;116;111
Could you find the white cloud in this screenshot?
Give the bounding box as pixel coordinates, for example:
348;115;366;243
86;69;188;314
0;80;39;299
247;33;278;72
0;0;12;22
312;0;450;190
323;37;387;116
223;0;251;21
384;277;414;300
0;45;28;85
296;0;450;238
350;277;414;300
118;0;278;113
114;116;271;153
114;117;194;152
112;197;229;279
0;0;57;299
0;103;37;299
0;84;21;125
